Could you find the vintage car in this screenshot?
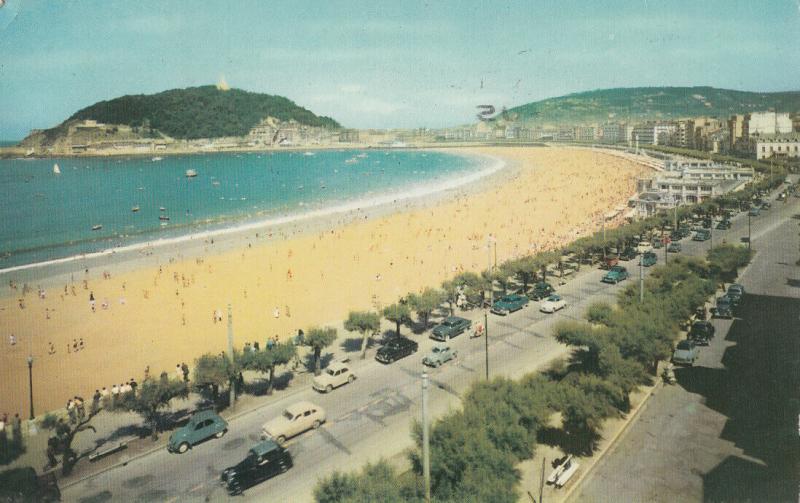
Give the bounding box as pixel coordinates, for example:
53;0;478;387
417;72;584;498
667;242;682;253
261;401;326;445
726;283;745;305
220;440;292;495
375;337;418;363
491;294;529;315
693;229;711;241
689;321;715;346
712;295;734;319
602;266;629;284
672;339;699;366
431;316;471;341
422;344;458;367
539;294;567;313
167;409;228;454
527;282;555;300
640;251;657;267
312;361;356;393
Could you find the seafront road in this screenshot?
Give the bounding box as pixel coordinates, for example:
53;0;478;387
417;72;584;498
570;191;800;502
62;189;799;502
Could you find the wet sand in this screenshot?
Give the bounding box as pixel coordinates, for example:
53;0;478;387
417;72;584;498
0;147;646;414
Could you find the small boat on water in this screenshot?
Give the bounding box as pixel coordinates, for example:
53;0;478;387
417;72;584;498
53;163;61;175
160;207;166;212
131;206;140;213
159;215;170;221
152;157;163;162
185;169;198;178
345;158;358;164
211;180;220;186
91;224;102;231
303;151;315;156
356;153;368;158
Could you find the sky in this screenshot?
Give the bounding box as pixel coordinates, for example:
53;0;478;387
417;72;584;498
1;0;799;139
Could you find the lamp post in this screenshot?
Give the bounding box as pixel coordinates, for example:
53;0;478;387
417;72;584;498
27;355;34;419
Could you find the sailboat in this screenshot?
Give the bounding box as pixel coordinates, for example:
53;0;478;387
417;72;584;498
53;163;61;175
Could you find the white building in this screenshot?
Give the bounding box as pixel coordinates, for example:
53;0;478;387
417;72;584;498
754;134;800;160
745;112;792;136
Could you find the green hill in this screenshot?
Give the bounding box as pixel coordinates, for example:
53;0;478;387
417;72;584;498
62;85;340;139
508;86;800;125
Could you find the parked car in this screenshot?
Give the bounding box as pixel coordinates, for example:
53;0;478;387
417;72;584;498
168;409;228;454
712;295;734;319
261;401;326;445
715;220;731;230
619;248;638;261
431;316;471;340
422;344;458;367
689;321;715;345
539;294;567;313
527;281;555;300
693;229;711;241
636;241;653;254
602;255;619;269
602;266;629;284
667;242;682;253
748;206;761;216
375;337;418;363
312;361;356;393
652;239;663;249
491;293;529;315
726;283;745;305
220;440;292;495
640;251;657;267
672;339;699;366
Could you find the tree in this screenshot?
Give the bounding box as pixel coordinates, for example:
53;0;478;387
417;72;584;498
382;302;412;337
509;256;537;294
41;407;103;475
112;373;189;440
192;352;241;405
304;326;338;376
586;301;614;326
344;311;381;359
407;287;445;331
314;460;410;503
441;279;459;316
242;342;296;394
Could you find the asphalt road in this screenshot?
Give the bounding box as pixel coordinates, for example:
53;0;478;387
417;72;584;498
571;191;800;502
64;189;798;503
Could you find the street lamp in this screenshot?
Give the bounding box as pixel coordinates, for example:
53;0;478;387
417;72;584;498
27;355;34;419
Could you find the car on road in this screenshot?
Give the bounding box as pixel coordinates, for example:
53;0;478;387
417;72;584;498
431;316;471;340
652;239;663;249
715;220;731;230
726;284;745;305
261;401;326;445
422;344;457;367
375;336;418;363
539;294;567;313
640;251;657;267
602;266;629;284
168;409;228;454
689;321;715;345
712;295;734;319
672;339;699;366
220;440;293;495
667;242;682;253
491;293;529;315
748;206;761;216
619;248;638;261
527;281;555;300
636;241;653;254
693;229;711;241
312;361;356;393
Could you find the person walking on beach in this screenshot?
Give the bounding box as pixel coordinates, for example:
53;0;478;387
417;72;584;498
181;363;189;382
8;334;16;346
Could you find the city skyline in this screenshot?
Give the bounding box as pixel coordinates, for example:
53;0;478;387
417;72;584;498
1;0;800;139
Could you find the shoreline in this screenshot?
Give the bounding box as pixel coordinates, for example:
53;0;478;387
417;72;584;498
0;149;513;289
0;147;645;414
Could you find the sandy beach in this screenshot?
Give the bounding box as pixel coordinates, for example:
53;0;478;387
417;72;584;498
0;147;646;415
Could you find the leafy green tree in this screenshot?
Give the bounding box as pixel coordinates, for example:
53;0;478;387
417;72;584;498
441;279;459;316
508;256;537;293
586;301;614;326
193;353;238;403
344;311;381;359
41;407;103;475
407;287;445;330
382;302;412;337
112;372;189;440
241;342;296;394
314;460;410;503
304;326;338;376
707;244;754;284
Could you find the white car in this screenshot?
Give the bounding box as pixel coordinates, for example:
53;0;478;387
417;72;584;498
540;294;567;313
312;361;356;393
636;241;653;254
261;401;326;445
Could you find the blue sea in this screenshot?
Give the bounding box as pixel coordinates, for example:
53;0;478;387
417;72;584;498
0;150;486;270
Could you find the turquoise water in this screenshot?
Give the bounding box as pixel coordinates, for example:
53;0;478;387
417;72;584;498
0;150;481;269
